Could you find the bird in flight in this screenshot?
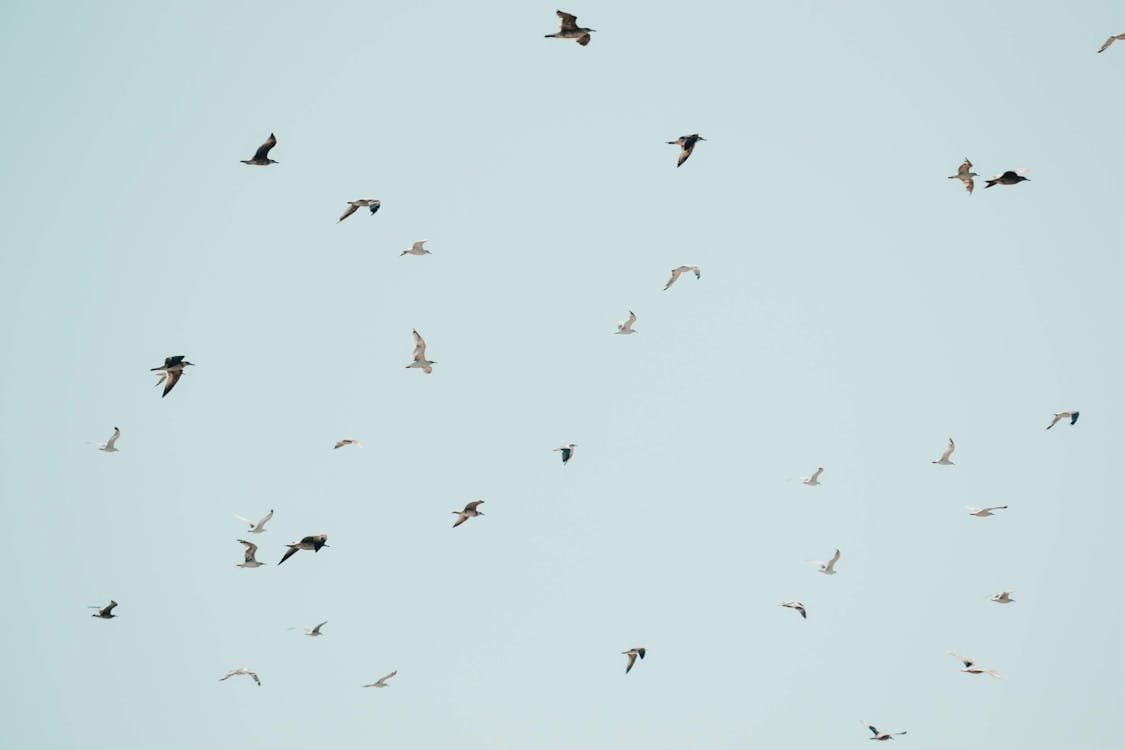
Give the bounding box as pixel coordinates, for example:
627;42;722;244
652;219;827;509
401;240;431;256
241;133;278;165
363;670;398;688
813;548;841;575
338;198;380;223
95;427;121;453
278;534;329;565
663;265;701;291
219;667;261;686
1046;411;1079;430
622;647;646;674
948;158;978;195
989;590;1015;604
303;621;328;637
151;356;194;398
89;600;118;619
615;310;637;335
932;438;955;465
235;539;263;568
452;500;485;528
667;134;705;167
334;439;362;449
966;505;1007;517
406;329;435;373
545;10;594;46
234;509;273;534
984;168;1029;188
1098;33;1125;52
862;722;907;741
554;443;577;465
947;652;1000;678
801;467;823;486
780;601;807;619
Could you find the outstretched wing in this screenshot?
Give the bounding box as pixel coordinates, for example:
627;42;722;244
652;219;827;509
251;133;277;161
338;203;359;223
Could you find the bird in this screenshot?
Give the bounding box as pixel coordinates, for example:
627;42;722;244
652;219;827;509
813;548;841;575
405;329;435;373
303;621;328;637
554;443;576;465
338;198;380;223
667;134;705;167
948;158;978;195
989;590;1015;604
545;10;594;46
452;500;485;528
947;651;1000;678
966;505;1007;517
234;509;274;534
89;601;118;619
1098;33;1125;52
615;310;638;335
235;539;263;568
278;534;329;565
219;667;261;686
363;670;398;688
151;356;194;398
623;647;646;674
932;438;955;465
801;468;823;486
663;265;701;291
96;427;121;453
984;169;1029;188
780;601;807;619
334;439;362;449
400;240;431;256
1046;411;1079;429
241;133;278;165
862;722;907;741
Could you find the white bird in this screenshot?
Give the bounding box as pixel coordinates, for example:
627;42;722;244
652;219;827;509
363;670;398;688
234;509;274;534
400;240;431;256
623;646;646;674
780;601;807;619
813;548;841;575
278;533;329;565
334;438;362;449
545;10;594;46
89;601;118;619
338;198;380;223
948;652;1000;678
966;505;1007;517
862;722;907;741
932;438;955;465
406;329;435;373
663;265;701;291
96;427;121;452
801;467;823;486
452;500;485;528
1046;411;1079;430
989;590;1015;604
303;621;328;637
1098;33;1125;53
554;443;576;465
219;667;261;686
947;158;978;195
667;133;705;167
615;311;638;335
235;539;263;568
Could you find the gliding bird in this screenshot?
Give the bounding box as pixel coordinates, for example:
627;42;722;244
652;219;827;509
948;158;978;194
1046;411;1079;429
240;133;278;165
667;134;705;167
401;240;431;256
615;311;637;335
452;500;485;528
151;355;194;398
984;168;1029;188
234;509;273;533
278;534;329;565
338;198;380;223
932;438;955;465
96;427;121;453
801;468;823;486
623;647;646;674
966;505;1007;517
405;329;435;373
780;601;807;619
862;722;907;741
235;539;263;568
219;667;261;686
813;548;841;575
89;601;118;619
664;265;701;291
1098;33;1125;53
545;10;595;46
947;651;1000;678
363;671;398;688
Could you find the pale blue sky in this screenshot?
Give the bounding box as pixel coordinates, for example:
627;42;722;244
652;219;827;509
2;1;1123;748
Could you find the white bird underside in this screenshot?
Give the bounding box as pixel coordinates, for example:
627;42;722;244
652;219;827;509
401;240;431;256
615;310;637;334
406;329;435;373
815;548;841;574
235;509;273;533
932;437;955;465
801;467;823;485
781;601;807;619
966;505;1007;517
452;500;484;528
220;667;261;685
97;427;121;452
622;647;646;674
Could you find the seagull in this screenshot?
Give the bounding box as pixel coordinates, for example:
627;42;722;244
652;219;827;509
989;590;1015;604
615;310;637;335
966;505;1007;517
1098;33;1125;53
1046;411;1079;430
235;539;263;568
405;329;435;373
862;722;907;741
663;265;701;291
151;355;194;398
947;651;1000;678
545;10;594;46
363;670;398;688
334;439;362;449
801;467;823;486
241;133;278;165
932;438;955;465
623;647;646;674
452;500;485;528
234;509;274;534
278;534;329;565
813;548;841;575
780;601;807;619
338;198;381;223
948;158;978;195
303;621;328;637
553;443;577;465
89;601;118;619
401;240;431;256
984;169;1029;188
219;667;261;686
667;134;705;167
96;427;121;453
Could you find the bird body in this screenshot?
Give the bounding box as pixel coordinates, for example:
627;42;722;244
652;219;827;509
615;310;637;334
234;509;274;534
664;265;701;291
623;647;646;674
401;240;431;256
667;134;705;167
278;534;329;565
863;722;907;741
984;169;1029;188
406;329;435;373
780;601;807;619
554;443;576;465
97;427;121;452
236;539;263;568
932;438;955;465
363;670;398;688
815;548;841;575
220;667;261;686
151;355;194;398
966;505;1007;517
452;500;485;528
990;590;1015;604
801;467;823;486
545;10;594;45
241;133;278;165
1046;411;1079;429
948;158;978;194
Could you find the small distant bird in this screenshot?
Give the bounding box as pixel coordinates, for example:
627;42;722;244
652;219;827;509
813;548;841;575
401;240;431;256
554;443;577;465
235;539;263;568
622;647;646;674
278;534;329;565
1098;33;1125;53
984;169;1029;188
406;329;435;373
334;439;362;449
667;134;705;167
89;601;118;619
862;722;907;741
96;427;121;453
363;670;398;688
151;356;194;398
990;590;1015;604
452;500;485;528
947;651;1000;678
338;198;381;223
1046;411;1079;430
932;438;956;465
303;621;328;637
948;158;978;195
234;509;274;534
545;10;594;46
241;133;278;165
780;601;807;619
220;667;261;686
663;265;701;291
801;467;823;486
615;310;637;335
966;505;1007;517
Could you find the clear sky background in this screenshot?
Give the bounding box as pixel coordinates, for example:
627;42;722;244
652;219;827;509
1;1;1123;747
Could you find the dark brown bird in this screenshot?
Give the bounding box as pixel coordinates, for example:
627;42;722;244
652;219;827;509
984;169;1029;188
90;600;118;619
241;133;278;165
278;534;329;565
545;10;595;46
151;355;194;398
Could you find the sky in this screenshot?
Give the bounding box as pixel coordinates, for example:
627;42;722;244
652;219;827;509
1;1;1124;747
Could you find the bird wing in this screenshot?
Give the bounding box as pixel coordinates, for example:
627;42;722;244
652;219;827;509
961;175;974;194
234;514;255;526
257;509;274;528
1098;34;1124;53
278;545;299;565
465;500;484;511
1046;413;1063;429
313;621;327;633
452;513;468;528
957;159;973;176
368;201;381;214
104;428;120;449
676;144;693;167
238;539;258;559
412;330;427;359
1070;411;1080;425
251;133;276;161
810;467;823;481
948;651;973;667
624;651;638;673
411;241;427;252
250;671;261;685
161;368;183;397
664;267;683;290
863;722;879;737
556;10;579;31
102;601;118;616
379;670;398;684
338;203;359;223
625;311;636;327
828;548;841;567
939;438;955;462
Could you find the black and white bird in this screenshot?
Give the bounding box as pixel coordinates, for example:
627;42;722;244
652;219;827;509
338;198;380;223
984;169;1029;188
278;534;329;565
406;329;435;373
241;133;278;165
400;240;431;256
234;509;273;534
235;539;263;568
452;500;485;528
363;670;398;688
801;467;823;486
89;601;118;619
663;265;701;291
615;311;637;335
151;355;194;398
947;651;1000;678
303;621;328;637
623;647;646;674
780;601;807;619
334;439;362;449
932;438;955;465
989;590;1015;604
862;722;907;741
1098;33;1125;52
545;10;594;46
966;505;1007;517
667;134;705;167
1046;411;1079;429
553;443;577;465
219;667;261;686
95;427;121;453
813;548;841;575
948;158;978;195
